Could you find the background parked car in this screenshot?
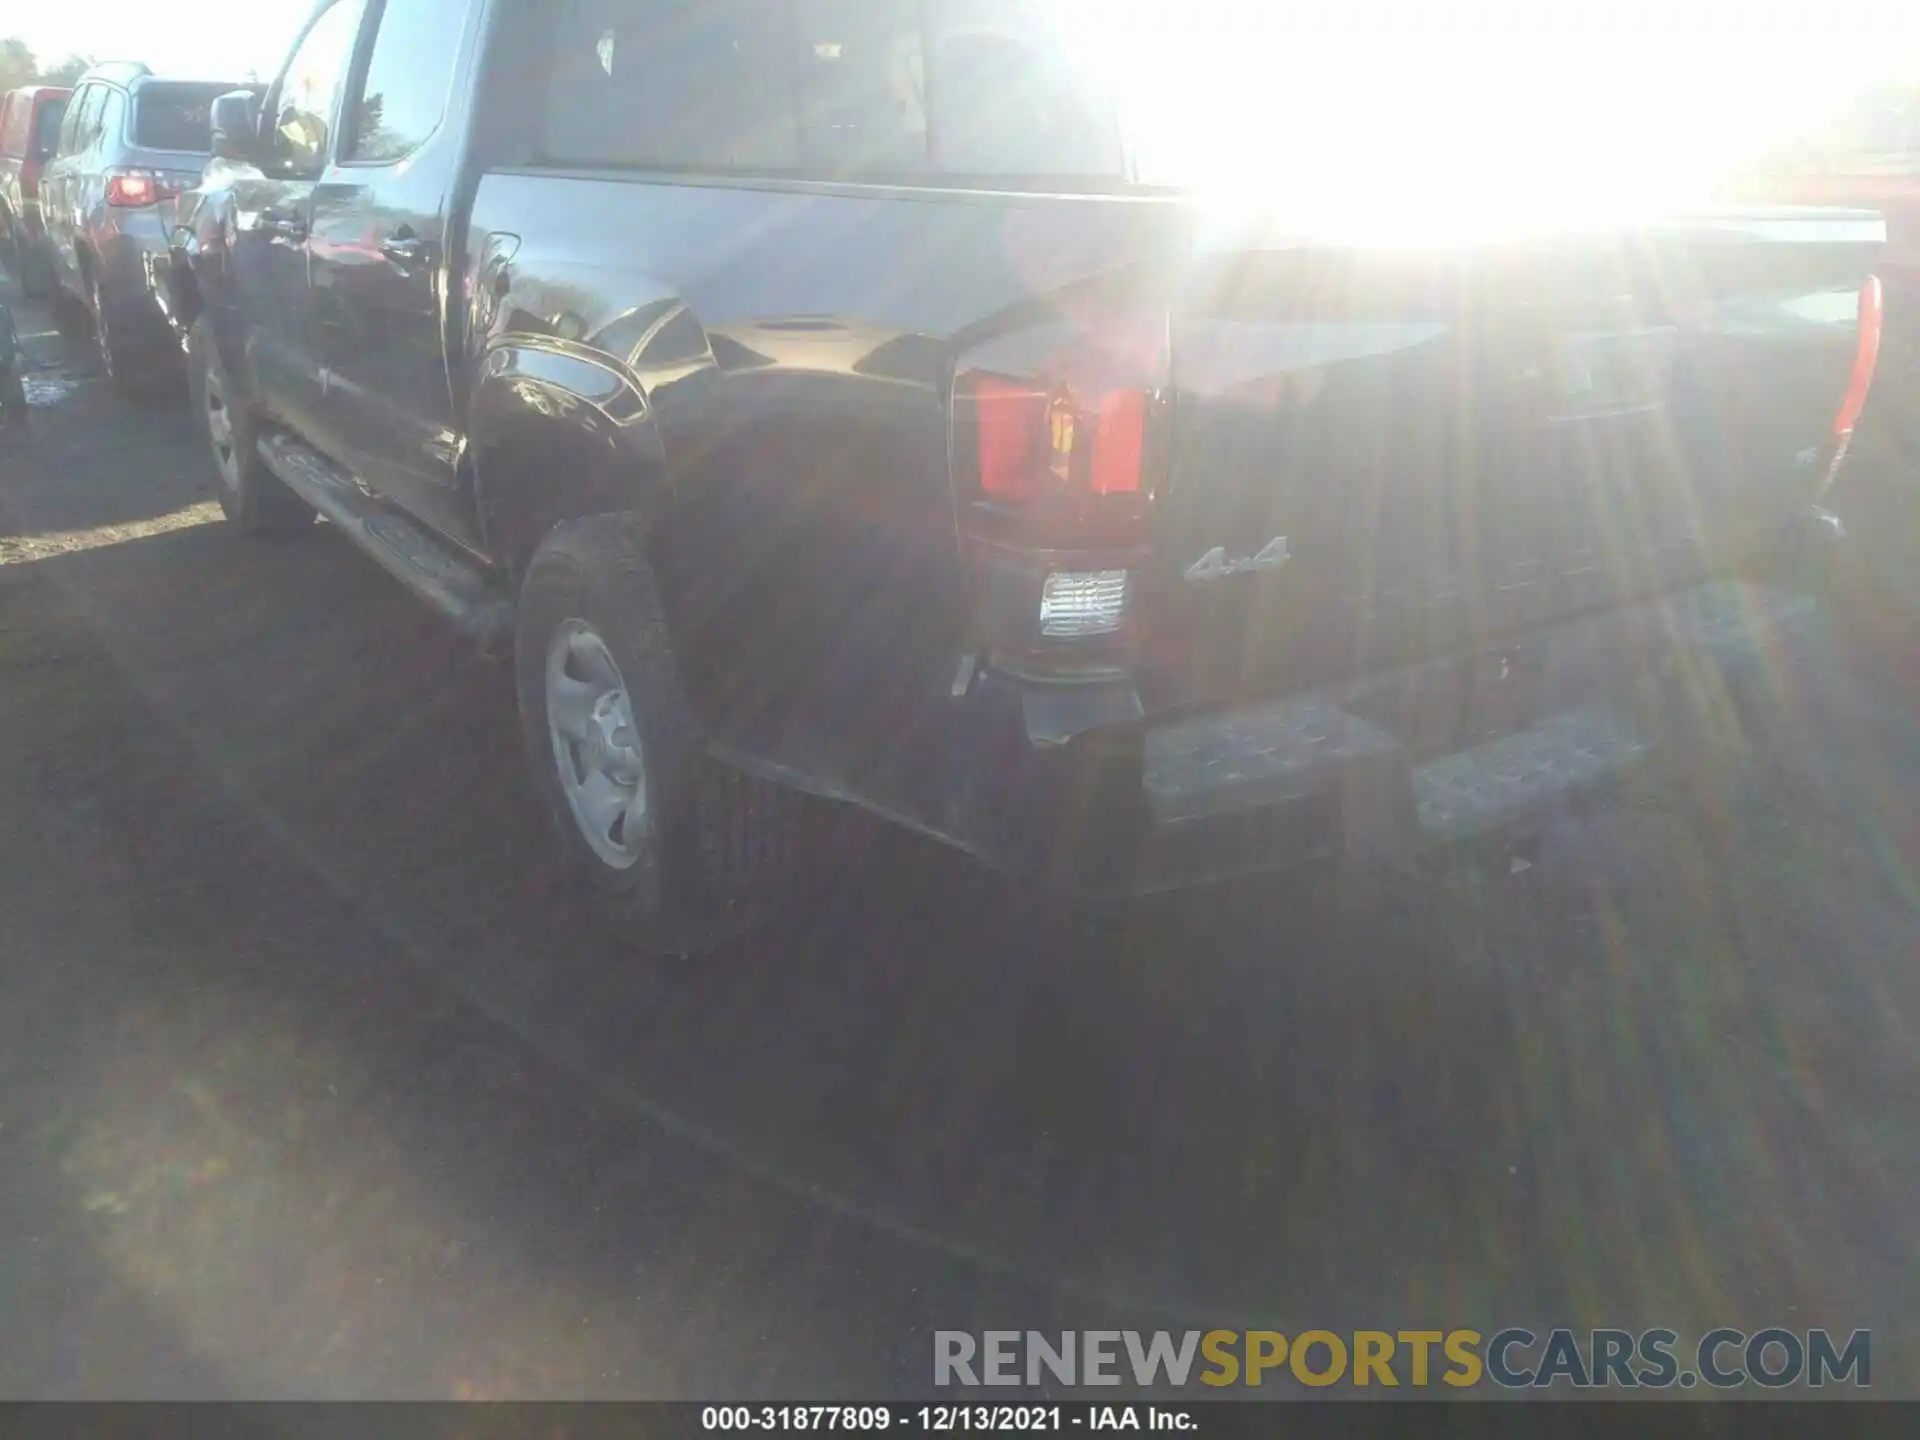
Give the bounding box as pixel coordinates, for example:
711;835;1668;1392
0;84;70;298
38;62;236;393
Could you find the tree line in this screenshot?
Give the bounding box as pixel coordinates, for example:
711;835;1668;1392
1;37;95;95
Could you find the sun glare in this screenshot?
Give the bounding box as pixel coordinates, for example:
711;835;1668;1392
1057;0;1918;242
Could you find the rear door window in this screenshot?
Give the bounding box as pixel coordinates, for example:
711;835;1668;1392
521;0;1122;183
927;0;1123;178
133;83;231;153
790;0;928;173
57;85;96;156
0;96;21;156
539;0;798;169
97;90;127;151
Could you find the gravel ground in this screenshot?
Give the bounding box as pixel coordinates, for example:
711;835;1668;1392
0;267;1917;1399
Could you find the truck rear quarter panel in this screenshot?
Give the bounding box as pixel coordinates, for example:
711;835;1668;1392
464;170;1188;821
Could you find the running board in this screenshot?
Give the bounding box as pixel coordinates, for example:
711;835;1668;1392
256;433;512;647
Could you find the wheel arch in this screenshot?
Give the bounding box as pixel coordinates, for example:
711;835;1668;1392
468;343;673;585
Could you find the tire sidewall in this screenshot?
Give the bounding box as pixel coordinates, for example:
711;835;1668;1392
187;314;247;525
515;523;717;953
89;273;118;383
187;315;313;535
19;245;52;299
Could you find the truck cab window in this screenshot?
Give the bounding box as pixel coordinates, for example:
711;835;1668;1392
344;0;465;164
791;0;928;173
928;0;1123;178
538;0;797;170
269;0;368;176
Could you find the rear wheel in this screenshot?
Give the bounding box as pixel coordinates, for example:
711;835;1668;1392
515;517;798;957
186;314;314;537
90;272;168;397
51;287;90;343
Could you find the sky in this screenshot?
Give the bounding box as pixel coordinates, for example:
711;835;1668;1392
8;0;311;80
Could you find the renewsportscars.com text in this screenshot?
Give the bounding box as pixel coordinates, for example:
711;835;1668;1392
933;1328;1870;1390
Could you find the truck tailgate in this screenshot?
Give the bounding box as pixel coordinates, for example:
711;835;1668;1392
1137;210;1883;722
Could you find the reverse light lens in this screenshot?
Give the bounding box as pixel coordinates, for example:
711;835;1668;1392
1040;569;1129;638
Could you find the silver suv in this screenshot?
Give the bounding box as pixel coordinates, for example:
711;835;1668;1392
39;63;240;393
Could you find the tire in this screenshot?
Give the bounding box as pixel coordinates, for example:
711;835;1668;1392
185;314;314;537
0;370;26;433
90;272;167;397
52;288;90;343
515;517;797;957
15;232;51;300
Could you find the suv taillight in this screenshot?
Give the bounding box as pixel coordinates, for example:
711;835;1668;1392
1834;274;1884;439
1823;274;1884;491
106;169;178;208
951;314;1168;657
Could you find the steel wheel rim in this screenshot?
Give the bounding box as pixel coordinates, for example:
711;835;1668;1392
546;620;649;870
202;360;239;491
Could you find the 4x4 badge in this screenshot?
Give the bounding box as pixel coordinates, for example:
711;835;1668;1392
1185;536;1291;582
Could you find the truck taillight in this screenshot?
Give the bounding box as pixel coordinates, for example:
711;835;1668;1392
953;317;1166;550
106;169;177;208
951;314;1167;658
965;373;1148;501
1822;274;1883;492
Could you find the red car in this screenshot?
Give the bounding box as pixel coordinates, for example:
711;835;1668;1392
0;85;72;298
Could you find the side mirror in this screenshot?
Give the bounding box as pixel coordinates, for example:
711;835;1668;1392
209;90;260;163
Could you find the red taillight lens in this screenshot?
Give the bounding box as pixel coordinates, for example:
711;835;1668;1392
969;375;1049;504
106;170;176;208
1089;387;1146;496
963;374;1148;505
1833;274;1883;439
953;316;1165;551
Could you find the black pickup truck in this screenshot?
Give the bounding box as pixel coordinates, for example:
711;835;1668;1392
157;0;1884;954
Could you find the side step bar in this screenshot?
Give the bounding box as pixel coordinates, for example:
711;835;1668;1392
256;433;513;647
